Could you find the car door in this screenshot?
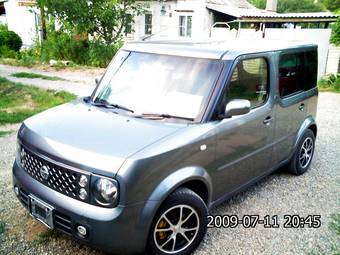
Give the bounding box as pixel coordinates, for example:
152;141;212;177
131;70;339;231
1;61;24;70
212;55;275;199
272;50;307;165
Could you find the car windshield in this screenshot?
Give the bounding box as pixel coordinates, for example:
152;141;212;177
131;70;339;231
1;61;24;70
93;50;221;120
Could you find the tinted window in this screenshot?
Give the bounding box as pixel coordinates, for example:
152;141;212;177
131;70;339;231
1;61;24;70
227;58;268;108
304;50;317;90
279;52;304;97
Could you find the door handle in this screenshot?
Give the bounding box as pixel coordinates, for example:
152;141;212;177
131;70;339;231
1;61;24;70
263;116;272;125
299;103;305;111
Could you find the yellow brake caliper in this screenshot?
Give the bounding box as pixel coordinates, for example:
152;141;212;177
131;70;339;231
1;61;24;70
157;219;167;240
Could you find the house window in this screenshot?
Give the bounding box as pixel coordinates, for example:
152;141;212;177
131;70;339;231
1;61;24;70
227;58;268;109
179;15;192;37
0;3;5;16
145;13;152;35
125;14;133;35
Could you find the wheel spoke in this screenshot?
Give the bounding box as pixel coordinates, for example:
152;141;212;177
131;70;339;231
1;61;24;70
155;228;172;232
171;235;177;251
178;206;183;225
180;232;191;244
181;211;194;225
163;215;174;227
183;226;199;232
161;235;174;248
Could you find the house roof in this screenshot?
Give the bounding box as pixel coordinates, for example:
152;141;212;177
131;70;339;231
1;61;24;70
206;3;338;22
123;39;316;60
206;0;255;9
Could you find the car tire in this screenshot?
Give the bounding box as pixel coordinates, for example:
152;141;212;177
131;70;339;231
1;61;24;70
147;187;208;255
287;129;315;175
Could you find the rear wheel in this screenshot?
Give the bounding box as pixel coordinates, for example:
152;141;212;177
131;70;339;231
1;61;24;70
148;188;208;255
287;129;315;175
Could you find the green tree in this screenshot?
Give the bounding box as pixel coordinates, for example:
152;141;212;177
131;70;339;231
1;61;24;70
248;0;325;13
321;0;340;12
330;17;340;45
36;0;144;44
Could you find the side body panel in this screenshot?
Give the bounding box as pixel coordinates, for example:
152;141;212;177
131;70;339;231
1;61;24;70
272;49;318;166
210;53;276;201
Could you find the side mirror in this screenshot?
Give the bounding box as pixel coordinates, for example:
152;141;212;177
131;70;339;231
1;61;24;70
95;75;102;85
222;99;251;118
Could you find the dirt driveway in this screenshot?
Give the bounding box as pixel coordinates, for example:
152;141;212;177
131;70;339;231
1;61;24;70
0;92;339;255
0;64;103;96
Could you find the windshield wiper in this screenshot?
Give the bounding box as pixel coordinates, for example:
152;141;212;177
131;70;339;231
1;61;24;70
92;99;134;113
135;113;194;121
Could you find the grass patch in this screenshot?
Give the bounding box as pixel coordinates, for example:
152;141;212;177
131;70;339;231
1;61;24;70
330;213;340;236
0;76;76;125
11;72;66;81
318;73;340;93
0;57;99;71
33;229;61;244
0;220;5;235
0;130;13;137
310;213;340;255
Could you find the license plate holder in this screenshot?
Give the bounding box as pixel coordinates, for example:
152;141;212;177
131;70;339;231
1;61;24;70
29;195;54;229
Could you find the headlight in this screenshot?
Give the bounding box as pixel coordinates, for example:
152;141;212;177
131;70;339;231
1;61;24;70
93;178;118;206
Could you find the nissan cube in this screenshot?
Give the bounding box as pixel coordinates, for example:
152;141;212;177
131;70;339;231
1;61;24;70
13;39;318;255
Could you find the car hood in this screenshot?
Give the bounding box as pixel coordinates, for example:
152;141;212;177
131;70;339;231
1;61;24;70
20;100;184;176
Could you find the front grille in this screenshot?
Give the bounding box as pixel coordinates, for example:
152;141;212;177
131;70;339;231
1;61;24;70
19;188;29;209
19;145;90;202
55;211;73;235
17;187;73;236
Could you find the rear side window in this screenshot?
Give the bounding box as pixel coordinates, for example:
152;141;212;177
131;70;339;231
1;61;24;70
279;52;304;97
279;49;317;97
227;58;268;108
304;50;318;90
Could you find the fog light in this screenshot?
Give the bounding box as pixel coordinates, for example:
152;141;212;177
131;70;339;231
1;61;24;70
79;188;87;200
77;225;87;237
14;186;19;196
79;175;88;188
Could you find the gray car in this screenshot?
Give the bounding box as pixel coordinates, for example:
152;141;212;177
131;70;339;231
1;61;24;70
13;39;318;255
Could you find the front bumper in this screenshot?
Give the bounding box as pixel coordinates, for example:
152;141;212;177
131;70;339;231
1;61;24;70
12;160;150;254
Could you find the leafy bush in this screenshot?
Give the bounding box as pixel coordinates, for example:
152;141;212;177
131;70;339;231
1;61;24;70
39;30;121;67
88;40;122;67
0;25;121;68
330;17;340;46
0;27;22;53
0;45;17;58
318;73;340;92
17;50;39;67
40;31;89;64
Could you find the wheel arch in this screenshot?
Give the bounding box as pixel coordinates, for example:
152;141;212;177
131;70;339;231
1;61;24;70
294;116;317;149
137;166;212;240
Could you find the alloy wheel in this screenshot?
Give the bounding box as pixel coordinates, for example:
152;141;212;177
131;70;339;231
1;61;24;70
299;137;314;168
153;205;200;254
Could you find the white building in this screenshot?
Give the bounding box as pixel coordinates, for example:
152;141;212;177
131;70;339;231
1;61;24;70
1;0;40;47
131;0;338;77
133;0;218;40
131;0;337;41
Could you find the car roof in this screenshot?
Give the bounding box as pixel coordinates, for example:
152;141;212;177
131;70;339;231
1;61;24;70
122;39;317;60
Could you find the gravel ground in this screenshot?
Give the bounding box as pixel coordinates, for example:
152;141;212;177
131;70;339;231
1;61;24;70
0;92;339;255
0;64;103;96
